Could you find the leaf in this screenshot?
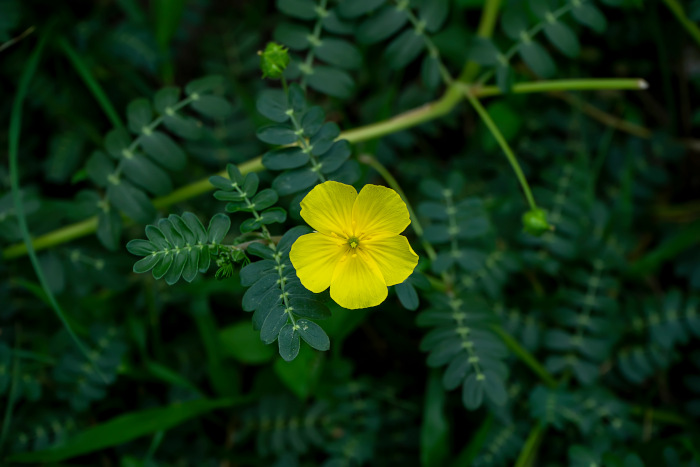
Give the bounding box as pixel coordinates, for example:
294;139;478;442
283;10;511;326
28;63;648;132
181;212;208;243
263;147;310;170
191;95;233;119
105;128;131;158
260;207;287;225
257;89;291;123
86;151;115;187
310;122;341;156
519;40;556;78
314;38;362;69
544;21;580;58
496;61;512;94
240;260;276;287
305;65;354;99
295;319;330;351
278;324;301;361
318;140;352;173
420;0;449;33
260;306;289;344
421;372;450;467
133;254;161;273
501;6;528;40
462;372;484;410
153;86;181;114
97;208;122;251
220;322;276;364
140;131;186;170
207;213;231;244
301;106;326;137
421;54;442;90
337;0;384;18
106;180;155;224
274;22;311;51
276;0;317;20
468;37;501;66
121;153;173;196
356;5;408;44
572;2;606;33
164;250;187;285
482;371;507;405
385;29;425;69
184;75;224;95
396;280;419;310
273;168;318;196
127;98;153;134
257;124;298;145
163;114;203;139
7;398;248;463
273;344;323;398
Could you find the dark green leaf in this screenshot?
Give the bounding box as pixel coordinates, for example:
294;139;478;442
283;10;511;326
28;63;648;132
501;6;528;40
385;29;425;69
127;239;157;256
185;75;224;95
273;168;318;196
319;140;351;173
260;306;289;343
158;218;185;247
86;151;115;187
482;371;507;405
240;260;276;287
163;114;203;139
301;106;326;137
257;89;291;123
310;122;341;156
191;95;233;119
315;38;362;69
277;0;317;20
468;37;501;66
164;250;187;284
572;2;606;33
396;281;419;310
278;324;301;361
305;65;354;99
105;128;131;158
240;217;263;234
263;147;310;170
519;40;556;78
182;248;200;282
181;212;208;243
121;153;173;196
97;207;122;251
462;372;484;410
252;189;279;211
106;180;155;224
337;0;384;18
322;10;354;34
260;207;287;225
278;225;312;253
153;86;181;114
274;22;311;51
207;213;231;244
544;21;580;58
169;214;197;244
420;0;449;32
127;98;153;134
146;224;170;250
152;253;173;280
140;131;186;170
421;54;441;90
248;242;276;260
133;254;161;274
257;124;298;145
295;319;330;350
356;5;408;44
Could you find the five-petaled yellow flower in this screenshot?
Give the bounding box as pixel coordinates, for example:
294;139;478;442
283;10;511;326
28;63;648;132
290;181;419;309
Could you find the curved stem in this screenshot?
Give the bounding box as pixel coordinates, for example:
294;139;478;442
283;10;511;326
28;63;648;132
358;154;437;261
662;0;700;49
464;90;537;210
2;77;646;260
58;37;124;129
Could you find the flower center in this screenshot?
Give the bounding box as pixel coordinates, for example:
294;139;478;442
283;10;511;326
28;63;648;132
348;236;360;249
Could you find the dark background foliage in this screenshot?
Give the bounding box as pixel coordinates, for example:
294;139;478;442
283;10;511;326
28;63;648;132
1;0;700;465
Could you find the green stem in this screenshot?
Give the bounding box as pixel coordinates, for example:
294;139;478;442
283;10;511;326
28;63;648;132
58;37;124;129
514;423;545;467
629;406;689;427
2;77;646;261
299;0;328;90
465;91;537;210
662;0;700;49
472;78;648;97
9;32;104;381
489;324;557;388
627;219;700;277
358;154;437;261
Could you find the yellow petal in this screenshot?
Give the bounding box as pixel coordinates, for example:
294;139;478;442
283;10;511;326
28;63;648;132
330;250;387;309
352;184;410;238
290;232;347;293
300;181;357;236
362;235;418;286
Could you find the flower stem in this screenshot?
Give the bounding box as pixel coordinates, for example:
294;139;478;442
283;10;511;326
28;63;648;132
489;324;557;388
358;154;437;261
458;0;502;82
464;90;537;210
513;423;545;467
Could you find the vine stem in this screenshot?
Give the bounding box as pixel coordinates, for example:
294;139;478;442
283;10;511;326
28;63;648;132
458;0;502;82
2;78;645;260
0;329;21;452
465;90;537;210
9;31;105;382
513;423;545;467
58;37;124;129
358;154;437;261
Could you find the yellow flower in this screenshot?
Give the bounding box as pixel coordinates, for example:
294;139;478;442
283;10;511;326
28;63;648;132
290;181;419;309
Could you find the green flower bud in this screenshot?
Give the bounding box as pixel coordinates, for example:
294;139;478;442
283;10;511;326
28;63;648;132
522;208;551;236
259;42;290;79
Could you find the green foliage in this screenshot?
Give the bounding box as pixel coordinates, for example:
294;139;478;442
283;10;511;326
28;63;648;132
2;0;699;465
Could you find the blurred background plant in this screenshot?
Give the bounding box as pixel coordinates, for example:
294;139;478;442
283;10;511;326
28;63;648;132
1;0;700;465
